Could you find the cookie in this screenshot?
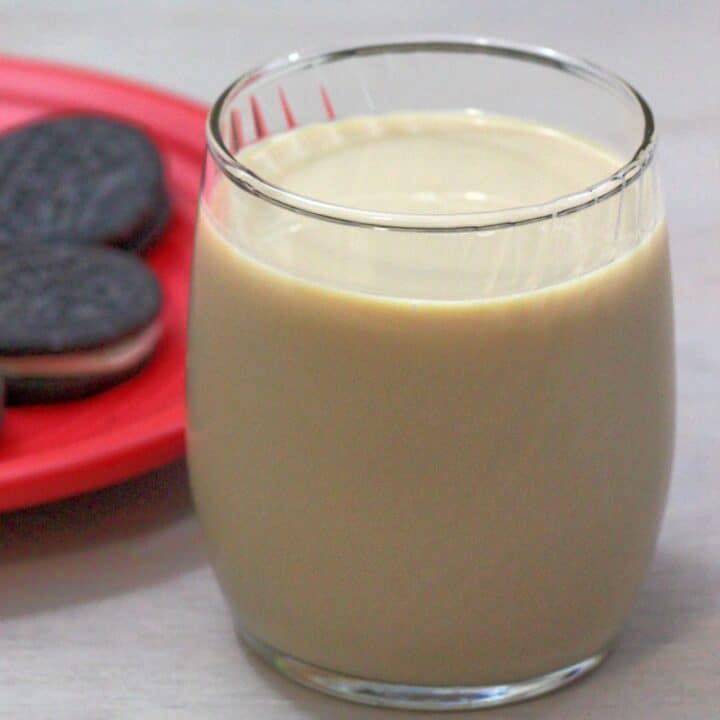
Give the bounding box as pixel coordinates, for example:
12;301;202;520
0;242;162;404
0;115;170;253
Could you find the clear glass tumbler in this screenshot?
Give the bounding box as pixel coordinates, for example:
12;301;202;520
187;37;674;710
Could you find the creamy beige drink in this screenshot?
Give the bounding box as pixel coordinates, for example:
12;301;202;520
188;112;674;686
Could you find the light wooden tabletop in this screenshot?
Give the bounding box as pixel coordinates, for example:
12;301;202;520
1;2;718;718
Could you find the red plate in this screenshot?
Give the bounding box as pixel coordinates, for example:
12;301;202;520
0;56;208;512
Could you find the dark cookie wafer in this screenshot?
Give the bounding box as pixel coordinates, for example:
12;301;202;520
3;358;156;405
0;115;170;253
0;241;162;404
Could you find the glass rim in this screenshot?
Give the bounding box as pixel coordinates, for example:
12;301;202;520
207;36;656;233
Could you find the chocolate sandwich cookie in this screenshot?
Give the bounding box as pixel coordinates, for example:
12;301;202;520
0;115;170;253
0;242;162;404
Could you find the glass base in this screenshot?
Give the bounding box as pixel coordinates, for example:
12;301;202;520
239;629;608;711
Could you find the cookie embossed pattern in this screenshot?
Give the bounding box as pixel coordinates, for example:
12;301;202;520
0;115;169;252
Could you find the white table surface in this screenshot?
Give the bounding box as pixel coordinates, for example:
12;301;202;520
1;1;718;718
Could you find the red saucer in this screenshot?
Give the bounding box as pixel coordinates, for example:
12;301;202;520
0;56;207;511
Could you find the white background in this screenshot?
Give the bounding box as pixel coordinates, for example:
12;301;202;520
1;2;718;718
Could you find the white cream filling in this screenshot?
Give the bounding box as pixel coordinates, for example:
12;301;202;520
0;319;163;378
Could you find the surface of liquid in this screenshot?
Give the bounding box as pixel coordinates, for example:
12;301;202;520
188;112;674;684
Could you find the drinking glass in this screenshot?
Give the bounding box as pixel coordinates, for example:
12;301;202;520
187;37;674;710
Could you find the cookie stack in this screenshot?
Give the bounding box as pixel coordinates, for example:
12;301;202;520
0;115;170;409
